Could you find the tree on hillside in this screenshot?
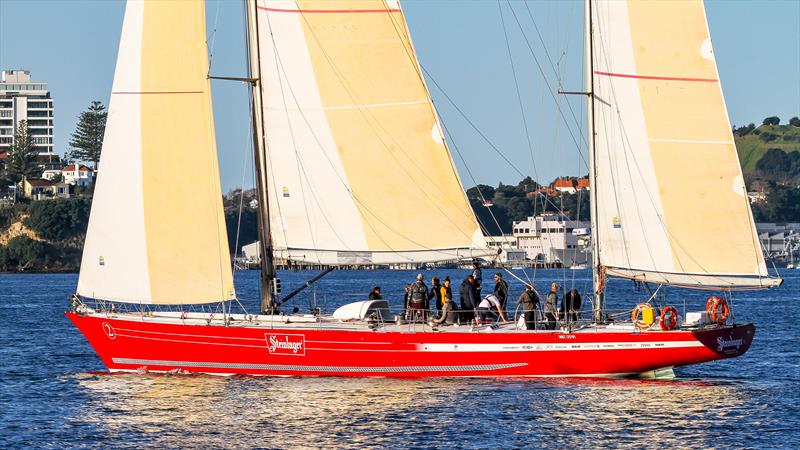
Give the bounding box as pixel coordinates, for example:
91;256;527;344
733;123;756;136
762;116;780;126
68;101;108;170
790;117;800;127
6;120;39;183
466;184;496;201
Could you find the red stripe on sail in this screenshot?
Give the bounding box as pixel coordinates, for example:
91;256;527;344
594;71;717;83
257;6;400;13
112;91;204;95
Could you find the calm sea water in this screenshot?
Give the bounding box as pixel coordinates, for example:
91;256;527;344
1;268;798;449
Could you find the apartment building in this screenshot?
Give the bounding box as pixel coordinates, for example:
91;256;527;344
0;70;54;154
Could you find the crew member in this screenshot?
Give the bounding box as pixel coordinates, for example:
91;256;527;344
516;284;541;330
545;282;559;330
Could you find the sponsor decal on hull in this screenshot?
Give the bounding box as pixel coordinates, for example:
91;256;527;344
716;336;744;354
266;334;305;356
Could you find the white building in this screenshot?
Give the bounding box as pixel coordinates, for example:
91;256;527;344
62;164;93;186
485;235;527;265
512;213;591;266
0;70;54;154
241;241;261;263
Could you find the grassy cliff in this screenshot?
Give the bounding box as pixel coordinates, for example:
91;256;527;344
736;122;800;173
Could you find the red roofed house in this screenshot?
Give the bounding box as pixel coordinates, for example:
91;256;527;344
62;164;94;187
576;177;590;190
21;177;70;200
552;177;577;194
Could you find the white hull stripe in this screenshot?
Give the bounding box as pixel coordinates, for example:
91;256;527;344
112;358;526;373
419;341;704;352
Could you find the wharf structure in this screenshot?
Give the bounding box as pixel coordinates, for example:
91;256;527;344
757;223;800;266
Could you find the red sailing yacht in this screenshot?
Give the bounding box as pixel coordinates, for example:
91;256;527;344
68;0;780;378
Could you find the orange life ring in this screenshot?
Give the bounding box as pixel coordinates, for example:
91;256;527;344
660;306;679;331
706;296;730;324
631;303;652;329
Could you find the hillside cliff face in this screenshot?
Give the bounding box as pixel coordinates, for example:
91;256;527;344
0;199;88;272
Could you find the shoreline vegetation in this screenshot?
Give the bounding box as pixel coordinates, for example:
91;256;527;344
1;117;798;273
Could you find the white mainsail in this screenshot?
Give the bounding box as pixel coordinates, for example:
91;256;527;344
248;0;490;265
589;0;780;289
77;0;235;304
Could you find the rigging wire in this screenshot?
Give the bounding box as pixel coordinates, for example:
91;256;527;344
206;0;223;75
497;1;540;183
502;1;588;170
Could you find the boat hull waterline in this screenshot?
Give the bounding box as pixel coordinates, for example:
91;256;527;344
67;313;754;378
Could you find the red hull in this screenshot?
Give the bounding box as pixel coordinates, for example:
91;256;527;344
67;313;754;377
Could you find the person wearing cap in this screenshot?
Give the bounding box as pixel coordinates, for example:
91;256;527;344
493;272;509;310
407;273;429;321
544;282;559;330
516;284;541;330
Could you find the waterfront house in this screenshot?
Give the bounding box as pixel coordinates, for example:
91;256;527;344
21;177;69;199
62;164;93;186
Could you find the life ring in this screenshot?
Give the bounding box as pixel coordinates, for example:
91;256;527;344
631;303;652;329
706;296;730;324
660;306;679;331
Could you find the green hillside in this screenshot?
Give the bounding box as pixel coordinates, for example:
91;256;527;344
736;122;800;173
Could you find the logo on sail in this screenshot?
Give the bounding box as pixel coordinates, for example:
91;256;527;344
612;217;621;229
266;334;305;356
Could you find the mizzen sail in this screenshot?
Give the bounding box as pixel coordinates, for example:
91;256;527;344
249;0;489;265
77;0;235;304
589;0;779;289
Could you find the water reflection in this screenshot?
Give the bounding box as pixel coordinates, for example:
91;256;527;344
70;373;766;449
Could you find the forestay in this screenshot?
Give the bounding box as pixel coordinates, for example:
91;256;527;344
589;0;780;289
77;0;235;304
249;0;490;265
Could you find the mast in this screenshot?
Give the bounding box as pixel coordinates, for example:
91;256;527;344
585;0;603;323
245;0;277;313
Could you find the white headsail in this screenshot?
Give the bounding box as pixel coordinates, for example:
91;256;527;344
248;0;490;265
77;0;235;304
589;0;780;289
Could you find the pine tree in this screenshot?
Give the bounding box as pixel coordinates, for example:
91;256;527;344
68;101;107;169
7;120;39;183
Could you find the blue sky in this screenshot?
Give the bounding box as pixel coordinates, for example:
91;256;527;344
1;0;798;192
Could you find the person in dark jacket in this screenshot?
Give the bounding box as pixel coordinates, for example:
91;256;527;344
368;286;382;300
459;275;478;323
516;284;541;330
430;277;443;314
407;274;429;321
403;283;411;317
564;289;582;323
493;272;509;310
471;261;483;297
